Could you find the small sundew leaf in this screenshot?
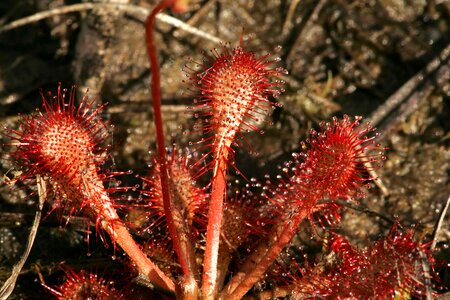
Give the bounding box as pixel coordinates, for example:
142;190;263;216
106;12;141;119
47;268;125;300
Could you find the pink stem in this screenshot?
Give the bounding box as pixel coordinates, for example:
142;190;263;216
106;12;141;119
145;0;198;283
84;176;175;292
202;146;230;299
101;215;175;291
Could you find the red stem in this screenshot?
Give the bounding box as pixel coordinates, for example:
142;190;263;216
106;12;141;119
101;215;175;291
202;146;229;299
220;207;309;300
83;176;175;291
145;0;197;284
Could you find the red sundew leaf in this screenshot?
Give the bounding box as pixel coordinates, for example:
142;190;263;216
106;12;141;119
299;115;384;201
46;268;126;300
3;84;125;236
293;226;436;299
141;239;179;280
267;116;384;231
275;116;382;208
186;42;285;171
139;149;208;237
220;193;265;252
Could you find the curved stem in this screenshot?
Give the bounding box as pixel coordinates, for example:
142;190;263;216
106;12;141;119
82;173;176;292
202;146;229;299
103;217;175;291
145;0;198;285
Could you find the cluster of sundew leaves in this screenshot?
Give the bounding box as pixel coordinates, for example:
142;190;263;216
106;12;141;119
2;85;179;295
3;87;435;300
1;36;440;299
291;227;435;299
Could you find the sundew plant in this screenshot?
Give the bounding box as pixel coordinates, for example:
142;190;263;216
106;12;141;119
1;0;449;299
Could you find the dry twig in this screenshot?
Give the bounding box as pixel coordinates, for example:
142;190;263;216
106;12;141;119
0;3;222;44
